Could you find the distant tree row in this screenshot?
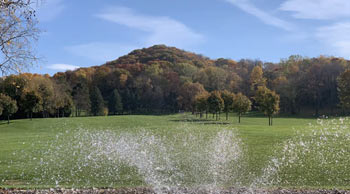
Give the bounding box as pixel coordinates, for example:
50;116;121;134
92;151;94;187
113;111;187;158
193;87;279;125
1;45;350;123
194;90;252;122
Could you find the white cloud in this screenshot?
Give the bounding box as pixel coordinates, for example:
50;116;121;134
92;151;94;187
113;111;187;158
65;42;139;62
47;64;79;71
316;22;350;57
95;6;204;48
280;0;350;20
225;0;294;31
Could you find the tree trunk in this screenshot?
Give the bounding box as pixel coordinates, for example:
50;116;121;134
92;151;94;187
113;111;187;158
239;113;241;123
268;116;271;126
226;111;228;120
7;115;10;124
271;116;273;126
216;112;218;121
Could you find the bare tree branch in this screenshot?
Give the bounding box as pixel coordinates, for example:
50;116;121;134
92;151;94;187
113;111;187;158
0;0;41;75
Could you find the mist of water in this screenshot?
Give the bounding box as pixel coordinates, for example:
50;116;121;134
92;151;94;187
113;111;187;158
6;118;350;193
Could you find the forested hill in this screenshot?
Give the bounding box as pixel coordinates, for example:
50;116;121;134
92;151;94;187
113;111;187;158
1;45;350;119
105;45;214;68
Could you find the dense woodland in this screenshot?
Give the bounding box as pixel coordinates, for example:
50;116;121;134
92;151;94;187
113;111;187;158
1;45;350;122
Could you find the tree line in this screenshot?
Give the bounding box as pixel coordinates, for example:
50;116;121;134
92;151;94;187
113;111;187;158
1;45;350;124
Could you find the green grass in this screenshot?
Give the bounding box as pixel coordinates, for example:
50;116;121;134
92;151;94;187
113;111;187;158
0;113;349;189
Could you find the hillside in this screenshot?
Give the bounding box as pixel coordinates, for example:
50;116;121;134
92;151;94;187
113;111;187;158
1;45;349;119
105;45;214;68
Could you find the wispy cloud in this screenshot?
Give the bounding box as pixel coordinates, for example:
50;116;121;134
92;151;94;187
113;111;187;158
225;0;295;31
47;64;79;71
95;6;204;48
316;22;350;57
35;0;65;22
280;0;350;20
65;42;139;62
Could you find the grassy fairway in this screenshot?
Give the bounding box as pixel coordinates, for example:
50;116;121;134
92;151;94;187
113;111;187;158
0;113;348;189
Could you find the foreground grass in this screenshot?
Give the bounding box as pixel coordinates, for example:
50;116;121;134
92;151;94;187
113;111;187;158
0;113;348;189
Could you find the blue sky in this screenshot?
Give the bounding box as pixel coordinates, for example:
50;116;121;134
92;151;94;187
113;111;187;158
33;0;350;75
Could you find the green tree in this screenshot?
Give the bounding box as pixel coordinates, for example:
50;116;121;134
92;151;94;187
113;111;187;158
72;82;91;116
90;86;104;116
37;83;53;118
1;74;27;101
0;93;18;124
220;90;235;120
232;93;251;123
337;69;350;113
255;86;280;126
109;89;123;115
207;91;224;120
23;91;41;120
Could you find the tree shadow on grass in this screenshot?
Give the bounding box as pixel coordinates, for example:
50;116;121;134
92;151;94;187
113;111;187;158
170;119;212;122
0;122;10;125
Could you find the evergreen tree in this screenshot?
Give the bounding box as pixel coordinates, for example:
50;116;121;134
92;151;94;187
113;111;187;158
232;93;252;123
90;86;105;116
109;89;123;115
337;69;350;113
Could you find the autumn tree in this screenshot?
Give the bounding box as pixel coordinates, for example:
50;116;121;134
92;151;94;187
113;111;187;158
193;66;227;91
0;93;18;124
232;92;251;123
51;85;73;118
207;91;224;120
177;82;207;114
90;86;105;116
109;89;123;115
255;86;280;126
250;66;266;93
220;90;235;120
195;92;209;118
0;0;40;74
337;69;350;113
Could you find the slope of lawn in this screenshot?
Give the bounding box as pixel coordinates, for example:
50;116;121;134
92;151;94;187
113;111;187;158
0;113;348;189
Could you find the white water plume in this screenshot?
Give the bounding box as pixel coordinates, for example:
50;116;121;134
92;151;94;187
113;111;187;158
19;126;244;193
253;117;350;188
11;117;350;192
